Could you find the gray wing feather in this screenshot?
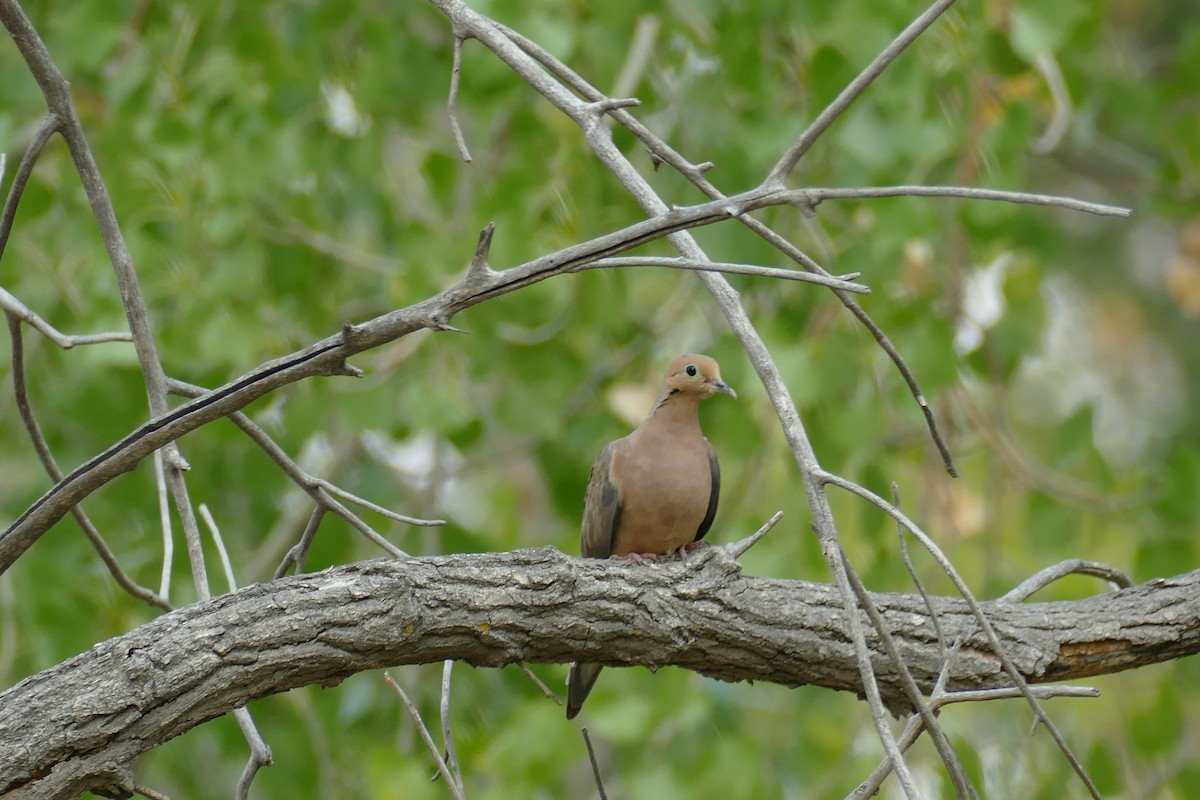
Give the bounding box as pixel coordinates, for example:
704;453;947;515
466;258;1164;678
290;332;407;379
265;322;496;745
581;441;622;558
569;440;624;718
694;439;720;541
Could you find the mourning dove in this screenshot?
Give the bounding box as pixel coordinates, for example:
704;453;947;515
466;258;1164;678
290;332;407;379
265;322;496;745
566;354;736;719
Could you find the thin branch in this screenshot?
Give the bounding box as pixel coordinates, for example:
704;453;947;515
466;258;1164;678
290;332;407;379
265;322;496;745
132;785;171;800
766;0;960;184
491;19;714;178
5;312;170;611
199;504;238;591
581;727;608;800
724;511;783;558
464;221;495;282
850;680;1099;798
169;459;210;601
515;662;562;704
199;501;274;800
0;0;205;602
827;547;924;798
819;469;1103;799
800;185;1130;218
384;672;466;800
275;506;327;579
439;661;464;796
448;34;473;163
933;685;1100;706
232;706;273;800
0;288;133;347
154;450;174;598
317;486;409;558
316;480;446;527
0;113;59;260
839;550;977;800
893;482;947;662
1000;560;1134;603
574;256;870;294
849;641;965;800
167;378;426;563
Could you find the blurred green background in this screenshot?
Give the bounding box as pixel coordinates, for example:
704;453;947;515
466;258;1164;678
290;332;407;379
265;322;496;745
1;0;1198;797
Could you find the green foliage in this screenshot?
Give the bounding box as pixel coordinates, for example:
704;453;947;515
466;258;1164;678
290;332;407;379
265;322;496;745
1;0;1198;797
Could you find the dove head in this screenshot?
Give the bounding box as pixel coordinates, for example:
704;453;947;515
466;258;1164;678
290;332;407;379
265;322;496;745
661;354;737;401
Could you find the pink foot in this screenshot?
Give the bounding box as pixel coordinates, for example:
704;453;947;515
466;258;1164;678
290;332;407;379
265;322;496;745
675;540;710;559
612;552;659;563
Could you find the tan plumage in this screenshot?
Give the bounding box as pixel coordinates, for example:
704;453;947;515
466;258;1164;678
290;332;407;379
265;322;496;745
567;354;736;719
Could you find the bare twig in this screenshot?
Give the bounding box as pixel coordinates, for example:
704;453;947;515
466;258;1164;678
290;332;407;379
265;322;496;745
1;0;204;604
934;685;1100;706
574;256;869;293
0;289;133;347
232;706;273;800
170;464;210;601
199;504;238;591
465;222;496;281
819;469;1103;799
5;312;170;611
799;185;1129;218
315;480;446;527
850;674;1099;797
154;450;174;598
448;34;473;163
132;785;171;800
0;114;58;260
766;0;960;184
848;640;965;800
440;661;464;795
384;672;466;800
724;511;783;558
167;378;427;565
516;662;562;704
1000;560;1134;603
275;507;327;579
893;483;947;661
838;550;977;799
581;727;608;800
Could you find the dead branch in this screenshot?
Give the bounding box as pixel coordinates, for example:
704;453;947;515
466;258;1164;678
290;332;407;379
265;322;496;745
2;547;1195;798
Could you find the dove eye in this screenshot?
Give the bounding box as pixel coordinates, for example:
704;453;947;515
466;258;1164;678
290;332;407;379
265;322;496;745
685;363;699;377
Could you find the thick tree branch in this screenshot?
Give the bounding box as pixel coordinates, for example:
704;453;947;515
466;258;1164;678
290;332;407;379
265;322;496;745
1;547;1196;798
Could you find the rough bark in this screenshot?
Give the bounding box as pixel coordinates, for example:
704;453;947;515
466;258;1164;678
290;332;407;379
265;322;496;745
1;546;1197;798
